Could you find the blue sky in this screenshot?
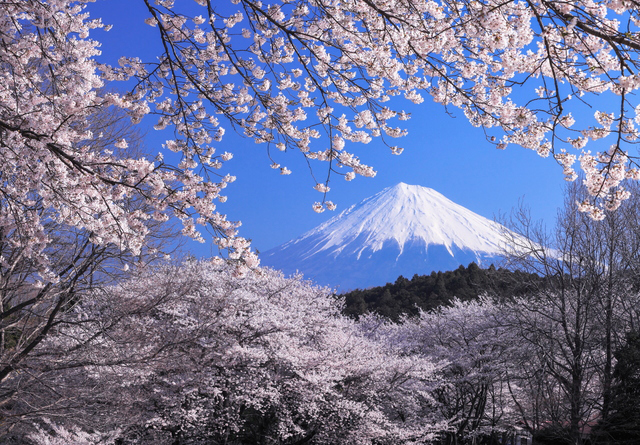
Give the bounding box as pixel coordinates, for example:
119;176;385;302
88;0;568;257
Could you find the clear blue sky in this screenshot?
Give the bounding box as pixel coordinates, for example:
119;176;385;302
88;0;568;257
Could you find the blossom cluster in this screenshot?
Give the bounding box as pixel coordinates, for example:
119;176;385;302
124;0;640;215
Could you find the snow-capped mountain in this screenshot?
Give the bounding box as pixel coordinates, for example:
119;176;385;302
261;183;514;291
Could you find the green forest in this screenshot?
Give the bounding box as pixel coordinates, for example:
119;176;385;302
341;263;543;321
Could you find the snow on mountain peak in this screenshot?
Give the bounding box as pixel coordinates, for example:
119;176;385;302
296;182;508;258
262;183;513;290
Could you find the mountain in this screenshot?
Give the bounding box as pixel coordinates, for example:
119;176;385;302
261;183;514;291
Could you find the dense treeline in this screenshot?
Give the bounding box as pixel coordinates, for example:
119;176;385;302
341;263;544;321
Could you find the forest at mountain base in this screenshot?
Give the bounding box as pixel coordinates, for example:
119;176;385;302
341;263;544;321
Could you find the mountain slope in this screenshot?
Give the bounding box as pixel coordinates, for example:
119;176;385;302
261;183;513;291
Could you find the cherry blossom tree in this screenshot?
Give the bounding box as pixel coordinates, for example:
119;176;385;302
134;0;640;218
117;0;640;218
380;297;524;444
0;104;186;422
14;261;445;444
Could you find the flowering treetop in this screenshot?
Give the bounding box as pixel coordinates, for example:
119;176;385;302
2;0;640;279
